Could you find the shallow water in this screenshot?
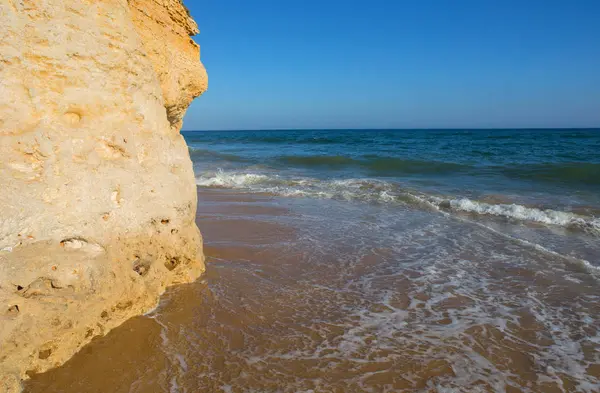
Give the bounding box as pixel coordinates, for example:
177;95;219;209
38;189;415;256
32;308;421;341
27;188;600;392
26;129;600;392
189;129;600;248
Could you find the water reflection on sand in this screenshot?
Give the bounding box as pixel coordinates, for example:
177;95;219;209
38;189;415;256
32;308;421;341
27;189;600;393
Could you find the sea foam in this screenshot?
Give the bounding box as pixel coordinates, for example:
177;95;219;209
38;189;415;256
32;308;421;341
196;170;600;235
443;198;600;231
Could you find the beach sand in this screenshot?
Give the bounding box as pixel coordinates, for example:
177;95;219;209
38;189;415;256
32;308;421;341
25;188;600;392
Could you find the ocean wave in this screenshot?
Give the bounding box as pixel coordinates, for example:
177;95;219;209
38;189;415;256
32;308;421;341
501;162;600;186
280;156;600;184
196;170;395;201
425;197;600;234
189;143;600;187
279;155;357;167
364;156;468;174
277;155;469;175
186;133;347;145
254;135;344;144
196;170;600;235
188;147;250;162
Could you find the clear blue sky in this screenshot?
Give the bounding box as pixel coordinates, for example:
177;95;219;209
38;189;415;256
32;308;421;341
182;0;600;130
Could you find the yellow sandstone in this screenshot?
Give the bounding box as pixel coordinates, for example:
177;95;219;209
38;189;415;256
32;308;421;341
0;1;207;390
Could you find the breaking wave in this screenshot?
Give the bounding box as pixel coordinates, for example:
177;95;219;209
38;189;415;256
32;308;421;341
196;170;600;235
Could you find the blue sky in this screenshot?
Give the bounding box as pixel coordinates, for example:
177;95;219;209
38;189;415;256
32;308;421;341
182;0;600;130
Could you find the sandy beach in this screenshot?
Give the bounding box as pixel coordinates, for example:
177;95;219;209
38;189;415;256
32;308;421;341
5;0;599;391
25;187;600;392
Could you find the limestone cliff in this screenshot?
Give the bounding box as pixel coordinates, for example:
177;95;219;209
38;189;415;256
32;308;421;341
0;0;207;390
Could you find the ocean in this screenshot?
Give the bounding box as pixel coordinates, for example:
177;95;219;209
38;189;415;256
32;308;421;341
188;129;600;260
27;129;600;392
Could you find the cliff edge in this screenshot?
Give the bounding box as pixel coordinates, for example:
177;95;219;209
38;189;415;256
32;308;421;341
0;0;207;390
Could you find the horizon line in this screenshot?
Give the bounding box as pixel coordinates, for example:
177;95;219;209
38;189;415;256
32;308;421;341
182;126;600;132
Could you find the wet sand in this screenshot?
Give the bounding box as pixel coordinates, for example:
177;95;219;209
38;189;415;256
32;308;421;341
25;189;600;392
25;190;300;392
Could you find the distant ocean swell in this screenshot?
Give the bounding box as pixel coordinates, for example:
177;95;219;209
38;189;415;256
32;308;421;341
279;155;469;175
196;170;600;236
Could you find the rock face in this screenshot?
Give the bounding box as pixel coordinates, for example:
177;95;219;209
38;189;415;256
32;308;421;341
0;0;207;390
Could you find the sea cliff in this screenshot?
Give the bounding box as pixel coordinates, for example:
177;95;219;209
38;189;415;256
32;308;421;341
0;0;206;390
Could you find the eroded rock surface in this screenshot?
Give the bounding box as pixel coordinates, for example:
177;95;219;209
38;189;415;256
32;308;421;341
0;0;207;390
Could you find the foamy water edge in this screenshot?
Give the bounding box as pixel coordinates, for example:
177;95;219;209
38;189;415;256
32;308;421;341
196;170;600;236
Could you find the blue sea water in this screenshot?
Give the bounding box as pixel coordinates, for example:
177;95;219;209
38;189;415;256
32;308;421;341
185;128;600;226
185;128;600;267
178;129;600;391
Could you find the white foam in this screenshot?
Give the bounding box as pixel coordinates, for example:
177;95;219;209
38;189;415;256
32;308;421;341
196;170;600;236
196;171;270;187
198;170;600;288
141;198;600;392
195;170;394;203
445;198;600;233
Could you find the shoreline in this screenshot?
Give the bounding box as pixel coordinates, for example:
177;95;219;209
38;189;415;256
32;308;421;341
25;187;600;392
24;189;291;392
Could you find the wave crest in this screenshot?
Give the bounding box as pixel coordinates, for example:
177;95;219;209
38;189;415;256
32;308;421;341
430;197;600;233
196;170;600;235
